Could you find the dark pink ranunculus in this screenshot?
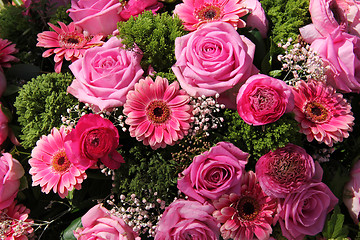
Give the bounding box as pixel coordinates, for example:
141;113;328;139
155;199;220;240
67;0;123;36
277;182;338;240
310;27;360;93
172;21;258;109
119;0;163;21
0;153;24;210
74;204;140;240
64;114;124;170
177;142;248;204
67;37;144;112
255;143;316;198
240;0;269;38
236;74;294;126
343;158;360;224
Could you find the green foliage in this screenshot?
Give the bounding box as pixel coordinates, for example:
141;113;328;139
117;10;187;73
261;0;311;45
60;217;81;240
218;109;302;165
49;4;72;26
14;72;77;148
322;206;349;239
152;71;178;84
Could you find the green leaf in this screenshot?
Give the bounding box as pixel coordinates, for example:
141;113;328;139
60;217;82;240
269;70;283;77
322;206;349;239
11;0;24;6
0;103;12;121
3;84;20;96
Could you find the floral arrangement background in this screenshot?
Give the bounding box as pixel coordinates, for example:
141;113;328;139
0;0;359;239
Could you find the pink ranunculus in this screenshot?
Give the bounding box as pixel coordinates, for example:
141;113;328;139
67;37;144;112
239;0;269;38
277;181;338;240
67;0;123;36
155;199;220;240
172;21;258;109
177;141;249;203
344;158;360;224
236;74;294;126
310;27;360;93
64;114;124;170
0;71;6;97
0;153;24;210
74;204;140;240
255;143;316;198
119;0;163;21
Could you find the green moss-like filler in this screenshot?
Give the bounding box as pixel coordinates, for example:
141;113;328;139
117;10;187;72
14;72;77;148
49;4;72;26
218;109;302;166
152;71;178;84
261;0;311;47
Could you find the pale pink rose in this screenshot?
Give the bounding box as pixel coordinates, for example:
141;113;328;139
68;37;144;111
277;182;338;240
236;74;294;126
343;158;360;224
310;27;360;93
74;204;140;240
177;141;248;203
155;199;220;240
0;153;24;210
67;0;123;36
172;21;258;109
0;71;6;98
119;0;163;21
239;0;269;38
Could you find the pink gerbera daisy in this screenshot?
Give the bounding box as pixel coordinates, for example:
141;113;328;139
36;21;104;73
0;38;19;72
29;126;87;198
123;76;193;150
292;80;355;147
173;0;249;31
212;171;277;240
0;201;34;239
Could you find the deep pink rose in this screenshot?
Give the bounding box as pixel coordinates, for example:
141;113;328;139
236;74;294;126
74;204;140;240
67;0;123;36
255;143;316;198
0;103;9;146
68;37;144;112
344;158;360;224
155;199;220;240
0;153;24;210
300;0;360;43
277;182;338;240
310;27;360;93
177;141;248;203
172;21;258;109
64;114;124;170
119;0;163;21
240;0;269;38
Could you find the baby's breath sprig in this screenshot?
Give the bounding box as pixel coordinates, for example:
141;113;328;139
60;103;92;127
189;94;225;136
277;37;328;86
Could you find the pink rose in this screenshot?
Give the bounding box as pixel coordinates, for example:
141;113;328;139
64;114;124;170
177;142;248;203
68;37;144;112
343;158;360;224
172;21;258;109
67;0;123;36
155;199;220;240
255;144;316;198
277;182;338;240
236;74;294;126
74;204;140;240
0;153;24;210
240;0;269;38
119;0;163;21
0;103;9;146
310;27;360;93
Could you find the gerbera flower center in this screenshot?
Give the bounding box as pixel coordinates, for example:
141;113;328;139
146;100;171;124
195;3;222;21
51;149;71;173
236;196;260;221
59;33;86;49
304;101;331;123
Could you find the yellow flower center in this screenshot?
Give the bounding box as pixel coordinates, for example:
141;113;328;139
146;100;171;124
195;3;222;21
51;149;71;173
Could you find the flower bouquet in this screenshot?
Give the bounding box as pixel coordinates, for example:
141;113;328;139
0;0;360;239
